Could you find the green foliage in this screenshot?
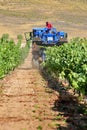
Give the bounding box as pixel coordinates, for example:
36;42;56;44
44;37;87;95
37;125;42;130
17;34;23;40
20;40;30;63
17;34;23;48
0;33;30;79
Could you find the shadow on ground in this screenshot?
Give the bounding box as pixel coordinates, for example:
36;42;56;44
40;69;87;130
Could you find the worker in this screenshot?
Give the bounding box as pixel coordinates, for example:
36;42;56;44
46;22;53;30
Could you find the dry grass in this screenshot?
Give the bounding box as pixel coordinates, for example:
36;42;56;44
0;0;87;40
0;0;87;23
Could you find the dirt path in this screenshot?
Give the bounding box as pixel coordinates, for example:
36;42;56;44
0;45;60;130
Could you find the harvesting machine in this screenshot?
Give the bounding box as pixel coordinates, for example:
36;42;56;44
25;27;68;46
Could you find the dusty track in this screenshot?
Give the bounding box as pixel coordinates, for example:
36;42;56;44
0;46;59;130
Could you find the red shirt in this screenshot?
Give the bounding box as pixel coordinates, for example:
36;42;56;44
46;23;53;29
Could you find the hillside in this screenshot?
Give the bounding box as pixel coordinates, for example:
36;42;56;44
0;0;87;39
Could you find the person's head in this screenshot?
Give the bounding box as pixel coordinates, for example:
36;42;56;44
46;22;48;26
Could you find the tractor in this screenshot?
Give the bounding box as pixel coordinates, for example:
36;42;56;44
24;27;68;63
25;27;68;46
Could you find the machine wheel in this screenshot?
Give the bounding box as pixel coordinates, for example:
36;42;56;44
65;33;68;38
